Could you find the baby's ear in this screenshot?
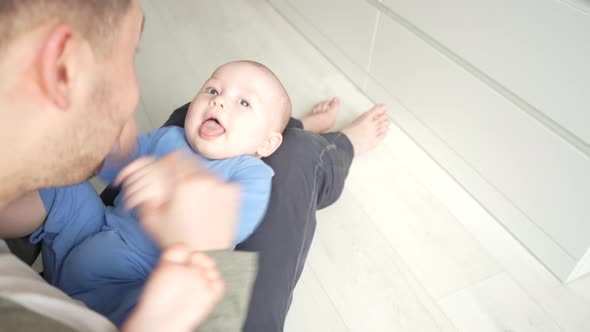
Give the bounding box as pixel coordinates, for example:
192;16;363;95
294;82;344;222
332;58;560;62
256;132;283;158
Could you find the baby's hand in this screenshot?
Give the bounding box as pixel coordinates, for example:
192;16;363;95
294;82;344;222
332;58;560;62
114;153;177;211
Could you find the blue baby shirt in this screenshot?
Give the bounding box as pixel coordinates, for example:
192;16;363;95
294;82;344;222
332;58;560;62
100;126;274;246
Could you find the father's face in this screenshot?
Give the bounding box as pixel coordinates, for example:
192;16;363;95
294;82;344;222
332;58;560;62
60;0;144;182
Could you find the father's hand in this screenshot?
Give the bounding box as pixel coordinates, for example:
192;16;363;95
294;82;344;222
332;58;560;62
116;151;240;251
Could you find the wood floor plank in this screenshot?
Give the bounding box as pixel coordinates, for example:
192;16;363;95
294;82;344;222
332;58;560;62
345;143;501;300
438;273;562;332
309;190;452;332
285;266;350;332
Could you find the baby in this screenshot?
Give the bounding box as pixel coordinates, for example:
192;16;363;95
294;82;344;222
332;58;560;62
100;60;292;246
2;61;292;326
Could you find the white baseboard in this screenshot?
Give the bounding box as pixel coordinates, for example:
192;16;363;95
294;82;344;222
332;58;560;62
568;249;590;283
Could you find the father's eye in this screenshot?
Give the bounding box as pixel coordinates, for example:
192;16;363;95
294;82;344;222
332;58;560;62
240;100;250;108
207;88;219;95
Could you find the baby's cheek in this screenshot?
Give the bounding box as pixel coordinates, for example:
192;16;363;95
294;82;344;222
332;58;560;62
185;130;201;151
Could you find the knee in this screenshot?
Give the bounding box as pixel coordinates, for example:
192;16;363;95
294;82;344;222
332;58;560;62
281;128;320;151
272;128;324;162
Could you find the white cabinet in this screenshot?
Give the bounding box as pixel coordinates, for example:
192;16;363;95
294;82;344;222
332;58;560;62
381;0;590;145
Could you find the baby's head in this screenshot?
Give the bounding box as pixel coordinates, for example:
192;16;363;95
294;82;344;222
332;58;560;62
185;61;292;160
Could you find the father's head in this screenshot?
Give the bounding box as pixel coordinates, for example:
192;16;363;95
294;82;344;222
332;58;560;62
0;0;144;200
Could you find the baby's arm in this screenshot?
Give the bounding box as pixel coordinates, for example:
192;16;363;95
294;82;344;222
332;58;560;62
0;191;47;238
230;160;274;245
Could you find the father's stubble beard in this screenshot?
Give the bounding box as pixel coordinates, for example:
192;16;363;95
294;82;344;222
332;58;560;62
37;78;126;189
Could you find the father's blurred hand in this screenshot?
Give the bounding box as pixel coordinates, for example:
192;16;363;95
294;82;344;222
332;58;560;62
115;151;240;251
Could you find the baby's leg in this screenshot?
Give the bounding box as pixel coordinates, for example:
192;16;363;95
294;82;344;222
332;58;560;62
57;227;152;321
340;104;390;156
300;97;341;134
29;182;107;285
300;98;391;155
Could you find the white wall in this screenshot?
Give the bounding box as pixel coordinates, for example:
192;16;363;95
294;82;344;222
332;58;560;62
270;0;590;282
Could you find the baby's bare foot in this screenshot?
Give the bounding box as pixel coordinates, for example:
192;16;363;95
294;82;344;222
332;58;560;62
341;104;390;157
181;251;224;326
300;97;341;134
127;245;224;332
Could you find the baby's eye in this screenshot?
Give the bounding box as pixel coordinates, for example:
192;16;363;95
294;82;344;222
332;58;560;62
240;100;250;108
206;88;219;95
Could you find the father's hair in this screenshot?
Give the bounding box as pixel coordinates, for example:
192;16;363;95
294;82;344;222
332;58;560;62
0;0;132;55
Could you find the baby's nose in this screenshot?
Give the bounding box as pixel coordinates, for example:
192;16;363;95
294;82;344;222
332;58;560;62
212;96;225;109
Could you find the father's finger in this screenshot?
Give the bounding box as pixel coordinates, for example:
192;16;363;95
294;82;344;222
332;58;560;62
114;156;157;186
124;187;163;212
139;174;241;251
158;150;204;180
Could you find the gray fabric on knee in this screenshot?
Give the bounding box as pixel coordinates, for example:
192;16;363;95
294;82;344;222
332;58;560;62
195;251;258;332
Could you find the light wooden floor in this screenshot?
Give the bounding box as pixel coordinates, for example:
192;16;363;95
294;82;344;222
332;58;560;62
136;1;590;331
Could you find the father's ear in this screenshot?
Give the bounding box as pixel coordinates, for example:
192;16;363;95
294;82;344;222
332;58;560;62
38;24;75;110
256;133;283;158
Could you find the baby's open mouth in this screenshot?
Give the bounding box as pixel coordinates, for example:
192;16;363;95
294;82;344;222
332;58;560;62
199;116;226;139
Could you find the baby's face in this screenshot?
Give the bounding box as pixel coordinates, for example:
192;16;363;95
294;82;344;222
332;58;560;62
185;62;283;159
